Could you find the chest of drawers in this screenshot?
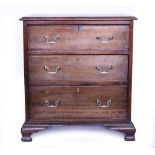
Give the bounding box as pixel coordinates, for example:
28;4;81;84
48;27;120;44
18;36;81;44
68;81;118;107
20;16;137;142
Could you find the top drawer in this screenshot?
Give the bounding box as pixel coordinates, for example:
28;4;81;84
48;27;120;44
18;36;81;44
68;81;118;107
28;25;129;53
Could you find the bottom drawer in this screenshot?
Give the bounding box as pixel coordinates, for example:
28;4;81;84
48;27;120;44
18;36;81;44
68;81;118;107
29;86;127;121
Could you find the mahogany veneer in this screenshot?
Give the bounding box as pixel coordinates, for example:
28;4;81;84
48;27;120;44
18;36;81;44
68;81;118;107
20;16;137;142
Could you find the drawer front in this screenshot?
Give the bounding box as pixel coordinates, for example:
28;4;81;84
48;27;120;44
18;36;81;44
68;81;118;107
28;25;129;52
29;86;127;120
28;55;128;85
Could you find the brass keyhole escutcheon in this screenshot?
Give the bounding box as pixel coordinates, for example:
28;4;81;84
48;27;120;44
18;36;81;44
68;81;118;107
76;88;80;93
76;58;80;70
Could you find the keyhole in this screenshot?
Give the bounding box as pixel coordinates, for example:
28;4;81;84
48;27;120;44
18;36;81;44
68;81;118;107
72;25;80;31
76;88;80;93
77;25;80;31
76;58;80;70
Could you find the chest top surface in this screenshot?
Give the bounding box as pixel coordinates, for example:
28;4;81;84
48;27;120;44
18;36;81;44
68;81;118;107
20;15;137;21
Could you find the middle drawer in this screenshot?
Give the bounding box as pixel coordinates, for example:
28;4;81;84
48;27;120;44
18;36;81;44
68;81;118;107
28;55;128;85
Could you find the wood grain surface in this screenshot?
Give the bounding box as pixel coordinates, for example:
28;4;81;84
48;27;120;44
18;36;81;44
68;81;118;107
28;55;128;85
29;85;127;120
28;25;129;52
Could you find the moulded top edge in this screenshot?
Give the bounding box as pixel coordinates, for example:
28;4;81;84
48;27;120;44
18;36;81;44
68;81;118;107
19;16;137;21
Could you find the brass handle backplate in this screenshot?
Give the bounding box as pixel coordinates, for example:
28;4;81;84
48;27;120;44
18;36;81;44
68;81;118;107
44;34;61;44
96;65;113;74
96;99;112;108
96;35;114;43
44;65;61;74
44;99;60;108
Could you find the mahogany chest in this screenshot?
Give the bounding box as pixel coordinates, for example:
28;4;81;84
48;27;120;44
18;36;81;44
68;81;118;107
20;16;137;142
